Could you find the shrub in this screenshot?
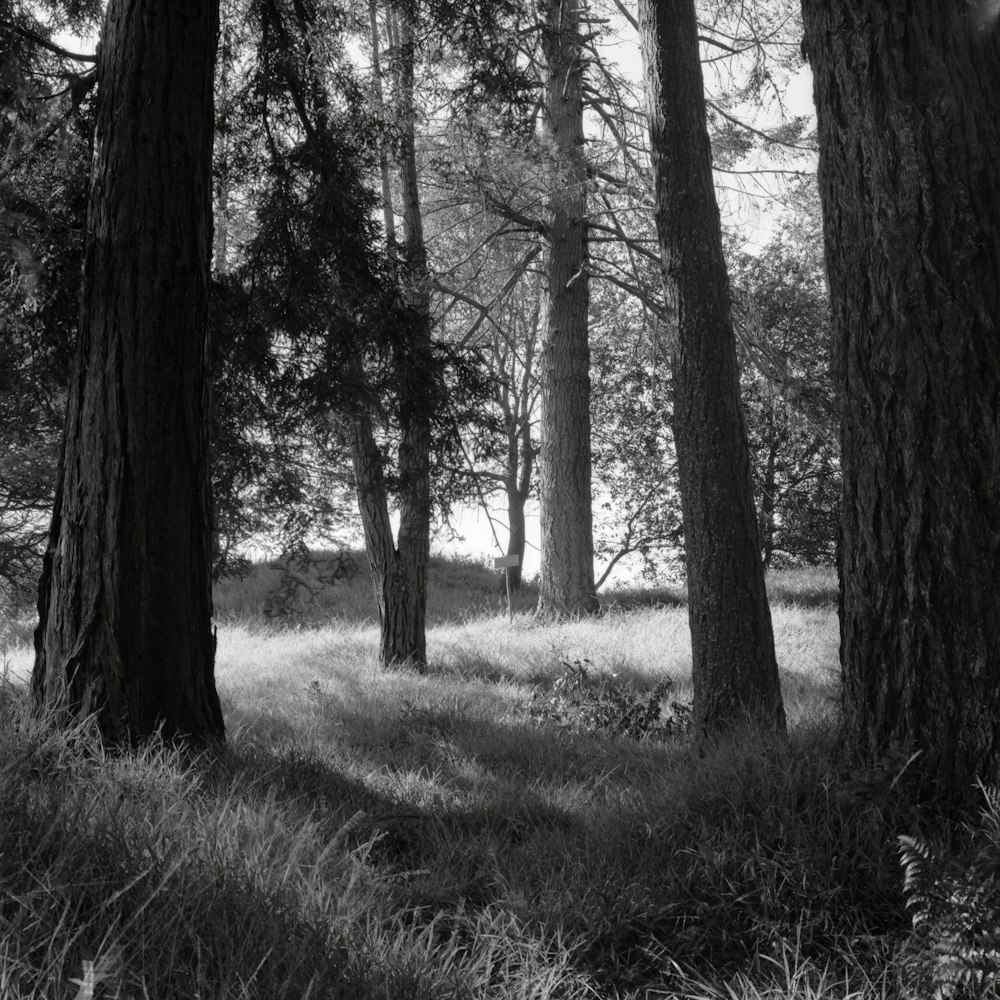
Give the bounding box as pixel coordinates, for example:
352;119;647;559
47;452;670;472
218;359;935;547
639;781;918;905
530;657;690;741
898;784;1000;998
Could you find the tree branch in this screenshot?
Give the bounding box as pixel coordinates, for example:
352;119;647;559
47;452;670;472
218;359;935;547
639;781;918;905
2;20;97;62
706;100;817;152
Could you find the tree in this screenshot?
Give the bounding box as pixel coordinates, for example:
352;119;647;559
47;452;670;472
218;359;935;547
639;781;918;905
590;312;683;588
801;3;1000;801
536;0;599;616
229;0;454;668
32;0;224;743
640;0;785;738
430;225;542;591
354;0;435;668
491;280;541;589
423;0;600;615
730;196;838;570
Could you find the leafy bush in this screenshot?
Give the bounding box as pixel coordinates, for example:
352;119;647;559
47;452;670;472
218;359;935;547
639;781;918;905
899;785;1000;998
530;658;689;740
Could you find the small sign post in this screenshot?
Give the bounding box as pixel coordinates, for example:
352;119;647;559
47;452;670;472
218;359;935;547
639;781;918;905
494;554;521;622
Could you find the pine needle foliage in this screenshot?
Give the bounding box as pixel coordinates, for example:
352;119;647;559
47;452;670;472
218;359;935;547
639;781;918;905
898;784;1000;998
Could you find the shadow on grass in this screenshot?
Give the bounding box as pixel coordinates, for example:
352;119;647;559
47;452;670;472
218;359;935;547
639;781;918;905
428;644;692;696
239;669;685;801
195;717;599;879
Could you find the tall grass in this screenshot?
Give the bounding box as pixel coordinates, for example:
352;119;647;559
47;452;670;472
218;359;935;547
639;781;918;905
1;560;928;999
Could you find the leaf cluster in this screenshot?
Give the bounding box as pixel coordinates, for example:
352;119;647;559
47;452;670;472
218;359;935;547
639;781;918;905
530;657;688;741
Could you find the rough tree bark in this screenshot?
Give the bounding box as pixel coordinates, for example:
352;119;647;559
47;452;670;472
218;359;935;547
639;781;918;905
640;0;786;739
537;0;599;616
801;3;1000;800
350;408;428;668
33;0;224;743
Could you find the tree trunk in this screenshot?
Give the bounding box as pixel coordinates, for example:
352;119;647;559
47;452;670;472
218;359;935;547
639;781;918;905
505;480;528;590
640;0;785;739
369;0;398;256
32;0;224;744
801;3;1000;801
390;7;432;669
350;408;427;668
537;0;598;617
351;2;431;670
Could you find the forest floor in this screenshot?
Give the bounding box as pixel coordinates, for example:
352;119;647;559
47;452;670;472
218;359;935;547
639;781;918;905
0;558;931;999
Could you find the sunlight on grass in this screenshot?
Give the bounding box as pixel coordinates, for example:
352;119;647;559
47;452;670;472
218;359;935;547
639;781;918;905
2;566;917;999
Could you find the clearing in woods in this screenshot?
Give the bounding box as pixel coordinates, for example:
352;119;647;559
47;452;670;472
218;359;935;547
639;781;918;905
2;559;917;999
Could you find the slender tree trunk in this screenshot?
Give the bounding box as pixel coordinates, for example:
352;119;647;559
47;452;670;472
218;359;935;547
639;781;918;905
350;408;426;668
352;2;431;669
501;373;526;587
496;294;539;591
537;0;598;617
505;481;528;589
369;0;398;255
640;0;785;739
801;3;1000;801
390;7;433;669
32;0;223;743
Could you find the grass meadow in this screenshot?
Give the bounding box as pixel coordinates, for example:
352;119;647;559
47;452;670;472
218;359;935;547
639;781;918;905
0;557;932;999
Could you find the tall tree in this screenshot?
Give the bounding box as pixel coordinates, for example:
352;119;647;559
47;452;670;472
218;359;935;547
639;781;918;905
801;3;1000;800
32;0;224;743
353;0;435;668
640;0;786;739
537;0;599;616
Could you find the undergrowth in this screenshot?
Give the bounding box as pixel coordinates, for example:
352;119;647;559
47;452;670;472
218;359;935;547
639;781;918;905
898;784;1000;998
0;567;971;1000
0;692;590;1000
530;657;690;740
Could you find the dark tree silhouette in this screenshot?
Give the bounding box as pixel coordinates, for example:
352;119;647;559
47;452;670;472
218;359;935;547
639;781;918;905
354;0;434;669
802;2;1000;802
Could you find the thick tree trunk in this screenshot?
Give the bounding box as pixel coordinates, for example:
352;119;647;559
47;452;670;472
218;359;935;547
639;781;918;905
802;3;1000;800
640;0;785;739
537;0;598;617
32;0;223;743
